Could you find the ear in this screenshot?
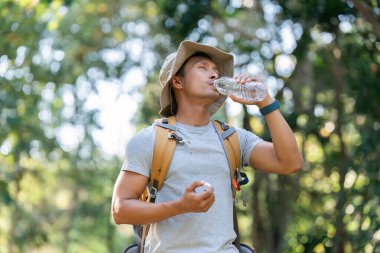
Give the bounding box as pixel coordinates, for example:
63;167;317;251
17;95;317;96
171;76;183;89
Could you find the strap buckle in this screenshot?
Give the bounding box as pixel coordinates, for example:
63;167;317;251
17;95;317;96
161;117;169;124
236;169;249;186
168;132;189;144
149;187;158;201
215;119;230;130
233;168;249;206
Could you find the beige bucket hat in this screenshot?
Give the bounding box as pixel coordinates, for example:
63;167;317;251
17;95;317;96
159;40;234;117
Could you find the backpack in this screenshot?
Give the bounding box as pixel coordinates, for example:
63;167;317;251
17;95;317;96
124;116;256;253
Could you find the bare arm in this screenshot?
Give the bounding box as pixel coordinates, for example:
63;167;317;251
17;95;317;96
249;96;303;174
230;75;303;174
111;170;215;225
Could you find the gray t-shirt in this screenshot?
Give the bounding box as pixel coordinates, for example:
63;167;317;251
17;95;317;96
122;121;262;253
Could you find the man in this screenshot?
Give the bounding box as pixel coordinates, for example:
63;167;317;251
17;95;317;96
112;40;303;253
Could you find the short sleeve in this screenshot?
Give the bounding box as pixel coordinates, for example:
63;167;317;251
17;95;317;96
237;128;263;167
121;125;155;178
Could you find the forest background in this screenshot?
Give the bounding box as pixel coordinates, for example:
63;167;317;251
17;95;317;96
1;0;379;252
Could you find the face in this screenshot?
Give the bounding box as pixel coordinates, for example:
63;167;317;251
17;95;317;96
173;55;221;103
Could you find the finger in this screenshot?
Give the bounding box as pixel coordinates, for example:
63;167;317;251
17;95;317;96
201;195;215;211
240;74;250;84
206;196;215;209
202;182;214;192
229;94;246;104
240;75;263;85
186;181;205;193
245;74;262;84
198;189;215;201
229;94;238;101
248;77;263;84
235;74;246;84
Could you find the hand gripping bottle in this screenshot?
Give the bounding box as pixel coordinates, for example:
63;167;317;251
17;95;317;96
214;76;267;102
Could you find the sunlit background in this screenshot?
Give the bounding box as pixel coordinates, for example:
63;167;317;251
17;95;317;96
1;0;379;253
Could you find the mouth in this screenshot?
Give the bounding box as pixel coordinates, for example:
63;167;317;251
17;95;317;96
209;82;217;91
208;80;216;86
206;80;219;93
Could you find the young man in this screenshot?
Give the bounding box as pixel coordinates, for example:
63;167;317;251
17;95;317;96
112;40;303;253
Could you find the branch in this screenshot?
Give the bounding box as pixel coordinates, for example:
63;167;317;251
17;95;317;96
352;0;380;39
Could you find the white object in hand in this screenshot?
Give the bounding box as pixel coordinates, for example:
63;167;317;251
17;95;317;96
214;76;267;102
195;181;213;193
203;182;212;191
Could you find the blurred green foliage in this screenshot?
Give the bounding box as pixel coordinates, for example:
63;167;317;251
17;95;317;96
1;0;379;253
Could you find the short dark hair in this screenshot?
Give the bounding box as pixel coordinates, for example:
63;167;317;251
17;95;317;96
176;52;212;77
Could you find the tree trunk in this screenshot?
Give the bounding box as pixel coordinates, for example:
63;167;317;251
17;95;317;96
62;182;80;253
243;105;290;253
8;163;23;253
251;172;266;252
242;106;265;251
8;186;18;253
274;176;288;253
107;210;115;253
330;37;349;253
352;0;380;39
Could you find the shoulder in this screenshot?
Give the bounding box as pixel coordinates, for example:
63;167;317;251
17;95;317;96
127;123;156;150
236;127;263;146
236;126;257;136
123;123;156;176
236;127;253;136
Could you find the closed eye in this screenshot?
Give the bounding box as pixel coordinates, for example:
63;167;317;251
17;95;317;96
195;60;219;75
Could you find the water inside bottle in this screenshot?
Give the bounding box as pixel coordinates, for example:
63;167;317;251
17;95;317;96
214;77;266;102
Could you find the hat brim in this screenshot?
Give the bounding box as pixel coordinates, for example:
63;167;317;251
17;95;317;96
159;40;234;117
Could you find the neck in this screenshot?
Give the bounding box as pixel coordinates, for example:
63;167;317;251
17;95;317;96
175;105;211;126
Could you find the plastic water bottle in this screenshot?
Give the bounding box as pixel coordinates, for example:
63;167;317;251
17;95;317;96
214;76;267;102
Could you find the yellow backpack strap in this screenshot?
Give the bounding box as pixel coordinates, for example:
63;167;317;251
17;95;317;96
140;116;177;253
212;120;241;198
213;120;252;253
150;116;177;200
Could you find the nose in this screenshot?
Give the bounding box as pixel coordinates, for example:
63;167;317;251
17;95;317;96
210;71;219;80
